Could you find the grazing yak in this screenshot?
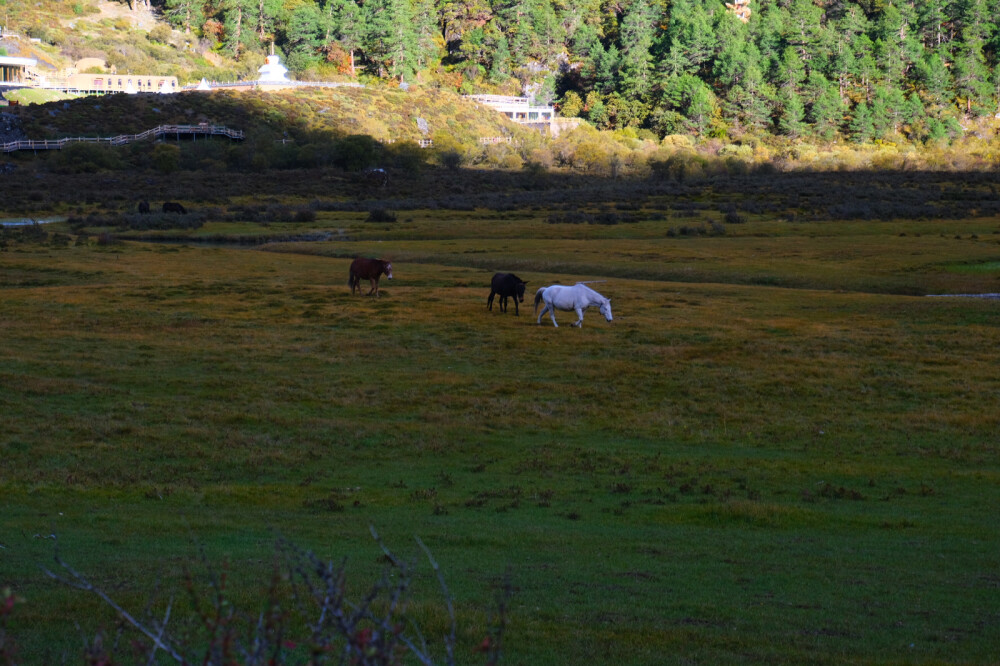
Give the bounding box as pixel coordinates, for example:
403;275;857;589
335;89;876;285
162;202;187;214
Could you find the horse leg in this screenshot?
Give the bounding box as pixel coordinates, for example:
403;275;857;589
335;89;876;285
513;296;519;316
488;290;495;310
500;294;507;313
368;278;377;296
538;304;558;327
573;307;584;327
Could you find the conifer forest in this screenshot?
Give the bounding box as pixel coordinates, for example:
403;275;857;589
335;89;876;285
144;0;1000;143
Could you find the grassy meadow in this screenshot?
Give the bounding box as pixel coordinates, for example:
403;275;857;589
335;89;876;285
2;166;1000;664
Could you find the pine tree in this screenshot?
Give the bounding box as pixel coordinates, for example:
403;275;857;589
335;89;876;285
686;83;716;136
617;0;655;99
849;101;875;142
223;0;260;60
364;0;417;80
251;0;283;42
164;0;204;34
915;50;952;106
661;0;715;77
286;1;324;70
950;0;995;114
778;90;806;138
330;0;365;77
809;79;846;141
411;0;439;71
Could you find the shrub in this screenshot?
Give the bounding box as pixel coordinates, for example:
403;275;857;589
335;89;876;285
335;134;383;171
148;24;172;45
29;532;511;666
151;143;181;174
438;150;463;170
367;208;397;222
51;142;122;173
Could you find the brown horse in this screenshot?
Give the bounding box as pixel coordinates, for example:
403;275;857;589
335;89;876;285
349;257;393;296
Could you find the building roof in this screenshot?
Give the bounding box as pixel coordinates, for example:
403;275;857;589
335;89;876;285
0;56;38;67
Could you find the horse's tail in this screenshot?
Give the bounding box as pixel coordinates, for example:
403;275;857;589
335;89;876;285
533;287;546;315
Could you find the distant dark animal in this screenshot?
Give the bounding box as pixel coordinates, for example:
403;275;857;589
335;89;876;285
363;167;388;188
487;273;528;316
349;257;393;297
162;202;187;214
137;200;150;214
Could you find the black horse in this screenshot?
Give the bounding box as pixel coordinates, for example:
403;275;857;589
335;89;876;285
162;202;187;214
137;200;150;214
487;273;528;315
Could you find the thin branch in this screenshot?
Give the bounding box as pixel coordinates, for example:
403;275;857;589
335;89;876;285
42;556;186;664
415;536;456;666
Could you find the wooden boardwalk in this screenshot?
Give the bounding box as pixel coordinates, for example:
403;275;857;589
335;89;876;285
1;124;244;153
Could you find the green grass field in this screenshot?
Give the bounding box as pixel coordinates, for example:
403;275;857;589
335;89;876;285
2;168;999;664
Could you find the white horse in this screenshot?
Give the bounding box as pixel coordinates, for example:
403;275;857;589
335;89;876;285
534;283;613;327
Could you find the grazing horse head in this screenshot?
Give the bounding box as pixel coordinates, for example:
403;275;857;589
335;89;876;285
598;298;613;322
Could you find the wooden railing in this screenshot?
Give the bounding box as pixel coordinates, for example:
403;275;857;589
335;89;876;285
1;124;244;153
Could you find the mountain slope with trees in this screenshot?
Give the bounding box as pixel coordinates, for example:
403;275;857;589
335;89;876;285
83;0;1000;144
3;0;998;151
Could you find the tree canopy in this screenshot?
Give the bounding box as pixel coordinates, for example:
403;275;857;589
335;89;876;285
146;0;999;142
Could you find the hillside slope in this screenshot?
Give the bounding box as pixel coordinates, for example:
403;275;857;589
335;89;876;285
8;85;534;147
2;0;255;83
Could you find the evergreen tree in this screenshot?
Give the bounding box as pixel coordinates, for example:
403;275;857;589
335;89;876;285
595;43;619;94
411;0;439;71
950;0;995;114
915;50;953;106
830;41;856;98
784;0;826;61
849;101;875;142
809;79;846;141
364;0;417;80
494;0;532;65
617;0;655;99
251;0;284;42
223;0;260;60
776;45;806;94
914;0;952;49
686;82;716;135
852;34;878;99
489;34;512;82
330;0;365;76
526;0;563;61
286;1;325;70
661;0;715;77
870;84;903;137
164;0;204;34
778;90;806;138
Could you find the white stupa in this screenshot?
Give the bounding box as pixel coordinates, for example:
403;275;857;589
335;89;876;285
257;44;290;83
196;77;211;91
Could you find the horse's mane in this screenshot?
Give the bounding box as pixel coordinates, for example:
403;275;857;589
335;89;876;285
573;282;606;299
